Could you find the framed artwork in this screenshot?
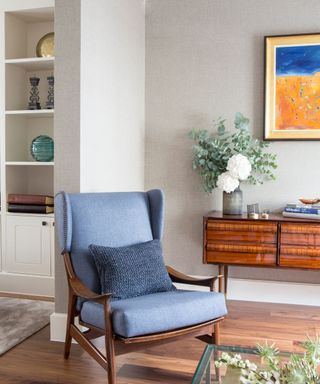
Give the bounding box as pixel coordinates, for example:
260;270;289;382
264;33;320;140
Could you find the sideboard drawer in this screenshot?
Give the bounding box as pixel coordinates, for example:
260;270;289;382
280;223;320;268
206;220;277;244
280;246;320;269
206;243;277;265
280;223;320;246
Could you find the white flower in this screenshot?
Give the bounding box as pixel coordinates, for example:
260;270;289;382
217;171;239;193
227;154;252;181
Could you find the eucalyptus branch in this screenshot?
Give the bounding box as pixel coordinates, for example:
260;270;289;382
215;338;320;384
189;113;277;193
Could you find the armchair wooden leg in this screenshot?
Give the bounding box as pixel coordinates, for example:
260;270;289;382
105;334;116;384
64;290;77;359
104;300;116;384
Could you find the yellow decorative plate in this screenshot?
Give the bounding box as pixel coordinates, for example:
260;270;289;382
36;32;54;57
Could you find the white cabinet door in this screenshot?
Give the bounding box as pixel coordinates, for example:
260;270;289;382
6;215;54;276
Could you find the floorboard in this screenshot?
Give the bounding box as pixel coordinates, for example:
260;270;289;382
1;300;320;383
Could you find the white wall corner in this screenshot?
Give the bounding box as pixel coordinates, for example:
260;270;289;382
50;312;86;342
50;312;67;342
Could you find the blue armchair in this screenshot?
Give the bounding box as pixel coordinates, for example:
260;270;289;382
55;189;227;383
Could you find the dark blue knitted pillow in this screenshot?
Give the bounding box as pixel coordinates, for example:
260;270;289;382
88;240;175;300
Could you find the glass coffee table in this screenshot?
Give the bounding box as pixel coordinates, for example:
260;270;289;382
191;344;293;383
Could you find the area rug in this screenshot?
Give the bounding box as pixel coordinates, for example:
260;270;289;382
0;297;54;355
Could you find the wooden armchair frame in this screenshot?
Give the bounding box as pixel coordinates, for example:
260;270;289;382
63;252;225;384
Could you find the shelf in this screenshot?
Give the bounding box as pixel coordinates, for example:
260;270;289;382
5;57;54;71
6;161;54;166
6;212;54;218
5;109;54;118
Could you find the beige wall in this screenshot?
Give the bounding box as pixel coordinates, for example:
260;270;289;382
54;0;81;313
54;0;145;313
145;0;320;283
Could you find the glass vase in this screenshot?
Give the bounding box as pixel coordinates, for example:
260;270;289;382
30;135;54;162
223;187;243;215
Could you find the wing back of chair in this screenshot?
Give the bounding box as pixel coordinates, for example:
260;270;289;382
55;190;164;295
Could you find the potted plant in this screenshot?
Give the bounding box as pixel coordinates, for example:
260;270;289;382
189;113;277;214
216;338;320;383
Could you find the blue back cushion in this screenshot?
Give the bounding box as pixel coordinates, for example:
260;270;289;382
55;191;164;295
89;240;175;300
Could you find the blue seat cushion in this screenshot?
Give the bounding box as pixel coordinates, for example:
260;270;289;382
80;289;227;338
88;240;175;300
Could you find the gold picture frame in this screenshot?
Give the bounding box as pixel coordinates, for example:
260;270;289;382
264;33;320;140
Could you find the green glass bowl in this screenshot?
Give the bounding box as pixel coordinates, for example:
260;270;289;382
30;135;54;162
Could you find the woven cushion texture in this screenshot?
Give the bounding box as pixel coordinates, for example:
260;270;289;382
88;240;174;300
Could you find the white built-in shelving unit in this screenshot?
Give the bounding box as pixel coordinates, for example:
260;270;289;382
0;3;55;296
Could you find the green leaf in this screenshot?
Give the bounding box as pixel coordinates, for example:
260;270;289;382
234;112;250;131
188;113;277;192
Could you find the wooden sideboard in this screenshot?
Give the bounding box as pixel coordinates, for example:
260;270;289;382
203;212;320;293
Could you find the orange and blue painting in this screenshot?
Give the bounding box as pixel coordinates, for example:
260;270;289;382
276;44;320;131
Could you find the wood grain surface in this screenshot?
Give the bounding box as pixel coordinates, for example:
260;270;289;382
204;215;320;270
0;300;319;383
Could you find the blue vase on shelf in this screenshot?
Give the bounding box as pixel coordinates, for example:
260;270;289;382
30;135;54;162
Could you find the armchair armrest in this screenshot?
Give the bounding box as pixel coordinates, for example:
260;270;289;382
69;277;112;305
166;266;223;292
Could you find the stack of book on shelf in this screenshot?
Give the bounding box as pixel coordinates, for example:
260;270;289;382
282;203;320;220
7;194;54;214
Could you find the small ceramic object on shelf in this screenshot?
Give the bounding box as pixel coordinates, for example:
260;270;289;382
28;76;41;110
248;212;259;219
46;75;54;109
36;32;54;57
31;135;54;162
299;198;320;205
261;209;269;219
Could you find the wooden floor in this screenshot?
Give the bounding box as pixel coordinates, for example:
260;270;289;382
1;300;320;383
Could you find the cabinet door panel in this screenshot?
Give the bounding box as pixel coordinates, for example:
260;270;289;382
15;225;42;264
6;216;52;276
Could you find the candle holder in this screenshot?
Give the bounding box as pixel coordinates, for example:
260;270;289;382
45;75;54;109
247;203;260;219
28;76;41;110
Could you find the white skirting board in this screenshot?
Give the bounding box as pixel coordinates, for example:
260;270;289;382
50;278;320;342
0;272;54;297
176;278;320;306
225;278;320;306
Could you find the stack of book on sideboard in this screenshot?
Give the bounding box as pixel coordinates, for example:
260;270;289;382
282;203;320;220
7;194;54;214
